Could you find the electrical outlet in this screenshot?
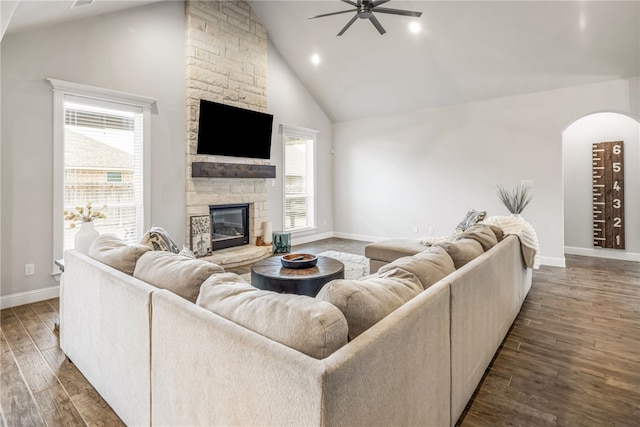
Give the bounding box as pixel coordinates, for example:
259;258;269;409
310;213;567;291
413;225;419;233
521;179;534;188
428;227;435;235
25;264;35;276
323;219;328;226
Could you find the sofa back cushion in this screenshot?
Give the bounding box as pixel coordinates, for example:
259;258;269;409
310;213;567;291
133;251;224;303
376;246;455;290
488;224;504;242
435;238;484;269
88;234;151;275
316;268;423;340
457;223;499;252
197;278;348;359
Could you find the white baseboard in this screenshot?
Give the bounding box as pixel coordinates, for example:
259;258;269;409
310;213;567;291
539;256;566;268
332;231;387;243
291;231;335;246
564;246;640;262
0;285;60;310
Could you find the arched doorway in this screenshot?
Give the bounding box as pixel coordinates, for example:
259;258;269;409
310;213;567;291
562;112;640;261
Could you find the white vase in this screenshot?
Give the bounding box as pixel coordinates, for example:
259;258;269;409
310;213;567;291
262;221;273;245
75;221;99;254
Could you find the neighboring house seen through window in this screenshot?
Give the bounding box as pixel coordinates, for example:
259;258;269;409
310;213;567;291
49;79;154;266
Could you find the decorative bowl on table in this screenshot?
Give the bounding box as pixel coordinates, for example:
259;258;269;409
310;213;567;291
281;253;318;269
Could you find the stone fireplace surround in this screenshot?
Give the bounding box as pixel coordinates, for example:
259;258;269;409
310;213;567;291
184;1;271;267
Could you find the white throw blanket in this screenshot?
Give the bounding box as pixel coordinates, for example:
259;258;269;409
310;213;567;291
420;215;541;269
483;215;540;269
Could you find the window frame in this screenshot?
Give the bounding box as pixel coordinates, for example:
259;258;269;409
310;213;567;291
49;78;155;274
281;124;318;234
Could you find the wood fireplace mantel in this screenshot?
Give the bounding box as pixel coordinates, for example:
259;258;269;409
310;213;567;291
192;162;276;179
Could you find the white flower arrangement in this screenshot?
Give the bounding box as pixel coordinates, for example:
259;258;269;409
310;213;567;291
64;202;107;228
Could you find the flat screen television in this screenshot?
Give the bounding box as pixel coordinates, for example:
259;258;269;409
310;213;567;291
196;99;274;159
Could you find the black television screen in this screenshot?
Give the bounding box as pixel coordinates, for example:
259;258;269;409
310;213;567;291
197;99;274;159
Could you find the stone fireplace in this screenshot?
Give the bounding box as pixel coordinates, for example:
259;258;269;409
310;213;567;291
183;1;271;267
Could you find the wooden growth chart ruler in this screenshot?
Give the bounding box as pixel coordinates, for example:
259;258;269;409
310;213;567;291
592;141;625;249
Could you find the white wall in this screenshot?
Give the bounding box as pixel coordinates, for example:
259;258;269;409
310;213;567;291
563;113;640;259
333;77;640;266
1;1;186;298
266;40;334;243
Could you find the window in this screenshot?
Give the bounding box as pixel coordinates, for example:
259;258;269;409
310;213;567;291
49;79;155;265
282;125;318;232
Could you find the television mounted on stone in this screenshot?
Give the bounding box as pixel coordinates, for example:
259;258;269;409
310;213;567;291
196;99;274;160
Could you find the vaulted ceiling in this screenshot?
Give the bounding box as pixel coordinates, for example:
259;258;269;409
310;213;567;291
5;1;640;122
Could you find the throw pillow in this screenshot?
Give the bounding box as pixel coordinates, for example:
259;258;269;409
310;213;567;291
435;238;484;269
316;268;422;341
197;281;348;359
453;209;487;236
377;246;455;290
179;245;196;259
457;223;499;252
133;251;224;303
88;234;151;275
140;226;180;253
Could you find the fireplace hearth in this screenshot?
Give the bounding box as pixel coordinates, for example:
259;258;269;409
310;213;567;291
209;204;250;251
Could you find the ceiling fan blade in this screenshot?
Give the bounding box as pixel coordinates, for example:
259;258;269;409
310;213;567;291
369;14;386;35
337;14;359;36
372;7;422;17
341;0;360;7
309;9;356;19
371;0;391;7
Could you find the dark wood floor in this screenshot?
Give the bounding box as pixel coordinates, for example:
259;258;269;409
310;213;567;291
1;239;638;426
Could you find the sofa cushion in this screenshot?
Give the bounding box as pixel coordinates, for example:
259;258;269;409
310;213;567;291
140;226;180;253
435;238;484;269
133;251;224;303
317;268;423;340
457;223;499;252
488;224;505;242
88;234;151;275
377;246;455;290
364;238;426;263
197;280;348;359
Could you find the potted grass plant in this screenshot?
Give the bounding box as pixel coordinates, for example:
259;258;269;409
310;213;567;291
497;184;534;217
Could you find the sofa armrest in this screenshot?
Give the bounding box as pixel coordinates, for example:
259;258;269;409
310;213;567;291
321;281;451;426
364;238;426;272
61;250;155;427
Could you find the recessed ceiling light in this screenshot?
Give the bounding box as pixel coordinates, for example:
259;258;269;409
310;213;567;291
71;0;95;8
409;21;422;34
311;53;321;66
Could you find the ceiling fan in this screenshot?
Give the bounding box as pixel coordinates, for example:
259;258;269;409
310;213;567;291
309;0;422;36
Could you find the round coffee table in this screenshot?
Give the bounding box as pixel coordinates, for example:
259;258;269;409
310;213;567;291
251;255;344;297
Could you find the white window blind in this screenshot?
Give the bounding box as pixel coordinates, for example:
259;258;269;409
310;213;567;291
62;97;144;250
283;126;317;232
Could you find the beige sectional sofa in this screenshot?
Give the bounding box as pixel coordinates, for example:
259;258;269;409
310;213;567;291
60;224;532;426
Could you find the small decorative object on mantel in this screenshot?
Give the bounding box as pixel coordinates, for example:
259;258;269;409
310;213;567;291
64;202;107;254
190;215;212;257
496;184;534;217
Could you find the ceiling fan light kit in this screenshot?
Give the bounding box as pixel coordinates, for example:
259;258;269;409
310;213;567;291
309;0;422;36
